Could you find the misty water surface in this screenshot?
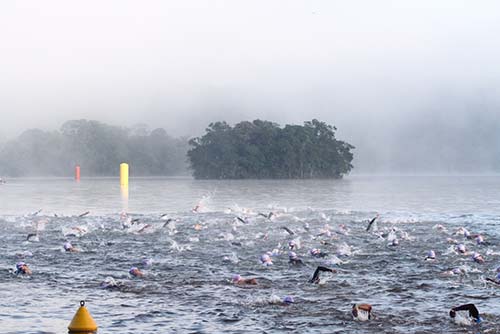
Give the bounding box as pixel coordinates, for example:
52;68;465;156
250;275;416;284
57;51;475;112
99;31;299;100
1;176;500;333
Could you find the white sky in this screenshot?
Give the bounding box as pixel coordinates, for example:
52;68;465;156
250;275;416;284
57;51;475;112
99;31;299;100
1;1;500;171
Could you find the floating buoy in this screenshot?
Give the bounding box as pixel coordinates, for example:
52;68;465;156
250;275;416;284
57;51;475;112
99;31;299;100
75;165;81;181
120;163;129;187
68;300;98;333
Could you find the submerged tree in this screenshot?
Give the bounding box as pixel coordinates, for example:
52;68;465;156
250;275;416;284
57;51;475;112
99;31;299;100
187;119;354;179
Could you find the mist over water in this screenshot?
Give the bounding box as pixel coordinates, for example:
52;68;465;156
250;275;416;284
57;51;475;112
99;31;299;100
2;1;500;174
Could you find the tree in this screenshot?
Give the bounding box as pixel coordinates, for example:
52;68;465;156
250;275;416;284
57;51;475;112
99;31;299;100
187;119;355;179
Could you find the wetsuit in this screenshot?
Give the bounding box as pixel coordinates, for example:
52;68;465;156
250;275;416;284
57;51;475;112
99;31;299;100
366;215;378;231
450;304;480;322
309;266;335;283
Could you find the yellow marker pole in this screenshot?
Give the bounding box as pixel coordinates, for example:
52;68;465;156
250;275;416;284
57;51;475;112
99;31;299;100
68;300;98;333
120;163;129;187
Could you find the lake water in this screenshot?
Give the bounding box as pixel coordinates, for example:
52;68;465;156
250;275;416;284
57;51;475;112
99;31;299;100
1;176;499;333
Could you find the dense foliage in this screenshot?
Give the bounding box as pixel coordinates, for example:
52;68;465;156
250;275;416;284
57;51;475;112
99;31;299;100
187;119;354;179
0;120;189;176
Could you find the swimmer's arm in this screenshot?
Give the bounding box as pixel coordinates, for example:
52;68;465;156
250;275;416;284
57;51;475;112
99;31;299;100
309;266;336;283
366;214;378;231
486;278;500;285
78;211;90;217
452;304;479;319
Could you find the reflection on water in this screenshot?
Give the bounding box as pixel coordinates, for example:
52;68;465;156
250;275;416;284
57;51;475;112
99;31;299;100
0;176;500;333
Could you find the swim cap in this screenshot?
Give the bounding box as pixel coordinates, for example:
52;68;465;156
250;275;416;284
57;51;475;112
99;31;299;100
391;239;399;246
452;268;462;275
63;242;72;251
288;240;296;249
129;267;140;276
427;250;436;259
232;274;241;283
16;262;26;270
472;252;482;260
283;296;294;304
464;230;470;237
142;258;153;267
288;251;298;259
476;235;484;244
100;277;117;288
310;248;321;256
260;254;271;263
457;244;466;253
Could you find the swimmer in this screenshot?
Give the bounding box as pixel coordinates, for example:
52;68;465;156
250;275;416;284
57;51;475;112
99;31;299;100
425;250;436;261
142;258;153;268
136;224;153;233
337;224;350;235
15;262;32;275
472;252;485;264
288;240;300;250
433;224;447;232
441;267;464;277
236;216;249;224
232;274;258;286
449;303;482;324
30;209;42;217
282;296;294;305
129;267;144;277
309;266;336;284
162;218;174;227
456;244;467;254
100;277;119;289
366;214;379;232
310;248;328;258
260;254;273;266
258;212;274;220
475;235;489;245
26;233;39;242
78;211;90;218
63;242;79;252
288;251;303;265
67;226;88;237
389;239;399;247
485;272;500;286
352;303;373;321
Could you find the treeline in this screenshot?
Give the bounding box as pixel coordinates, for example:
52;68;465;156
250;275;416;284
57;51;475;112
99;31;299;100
187;119;354;179
0;120;189;176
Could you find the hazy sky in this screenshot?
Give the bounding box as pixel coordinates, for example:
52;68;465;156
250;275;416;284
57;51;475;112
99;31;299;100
1;1;500;172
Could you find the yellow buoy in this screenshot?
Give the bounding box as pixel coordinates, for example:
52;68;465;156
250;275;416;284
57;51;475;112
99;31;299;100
120;163;129;187
68;300;98;333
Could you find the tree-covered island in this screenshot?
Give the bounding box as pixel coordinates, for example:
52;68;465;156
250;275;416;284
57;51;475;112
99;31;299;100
187;119;354;179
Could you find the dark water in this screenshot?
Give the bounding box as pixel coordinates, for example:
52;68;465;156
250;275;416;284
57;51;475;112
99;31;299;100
1;176;500;333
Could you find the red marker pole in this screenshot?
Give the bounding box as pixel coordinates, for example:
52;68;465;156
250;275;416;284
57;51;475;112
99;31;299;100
75;165;81;181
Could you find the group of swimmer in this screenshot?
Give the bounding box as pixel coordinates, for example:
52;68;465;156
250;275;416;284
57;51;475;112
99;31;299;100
227;213;492;325
11;205;495;327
